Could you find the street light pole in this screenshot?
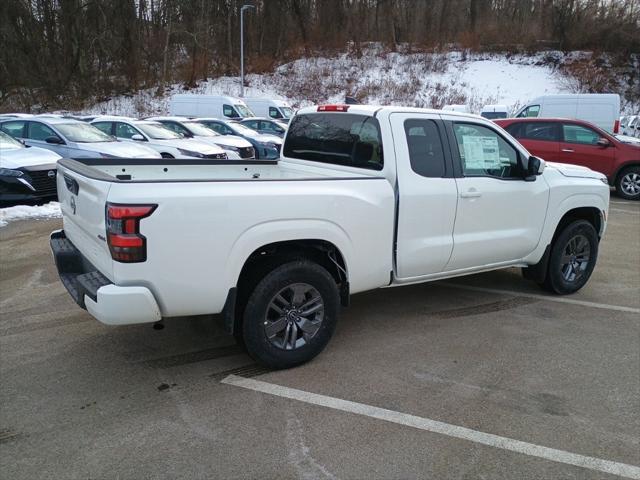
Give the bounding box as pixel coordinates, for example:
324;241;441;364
240;4;255;98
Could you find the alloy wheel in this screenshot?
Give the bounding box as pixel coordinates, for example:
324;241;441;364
560;234;591;283
263;283;324;350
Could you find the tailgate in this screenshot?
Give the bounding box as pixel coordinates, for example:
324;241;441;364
57;163;114;280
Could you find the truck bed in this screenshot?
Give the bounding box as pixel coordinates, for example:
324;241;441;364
59;158;375;183
55;156;396;319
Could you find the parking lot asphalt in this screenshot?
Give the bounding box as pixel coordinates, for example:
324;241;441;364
1;200;639;480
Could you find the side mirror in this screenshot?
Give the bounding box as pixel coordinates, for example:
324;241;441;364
524;156;544;181
131;134;145;141
45;136;64;145
597;137;610;147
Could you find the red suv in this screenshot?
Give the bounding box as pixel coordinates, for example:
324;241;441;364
495;118;640;200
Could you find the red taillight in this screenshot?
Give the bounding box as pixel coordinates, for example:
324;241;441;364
106;203;156;263
317;105;350;112
613;119;620;134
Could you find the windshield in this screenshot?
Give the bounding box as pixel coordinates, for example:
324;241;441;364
281;107;294;119
235;104;255;118
137;123;182;140
184;121;219;137
0;131;24;149
56;123;114;143
229;121;259;136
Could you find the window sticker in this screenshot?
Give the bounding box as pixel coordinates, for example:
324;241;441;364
462;135;500;169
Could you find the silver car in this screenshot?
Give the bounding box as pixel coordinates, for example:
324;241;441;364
0;117;161;159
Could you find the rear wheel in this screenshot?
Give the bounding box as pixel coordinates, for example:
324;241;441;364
241;260;339;369
540;220;598;294
615;166;640;200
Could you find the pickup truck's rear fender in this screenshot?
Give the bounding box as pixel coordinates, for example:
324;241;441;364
224;220;355;293
523;191;608;265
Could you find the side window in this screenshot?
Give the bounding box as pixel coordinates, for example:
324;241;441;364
516;105;540;118
403;119;446;178
164;122;189;136
261;121;278;132
504;123;522;138
511;122;560;142
453;123;523;179
0;121;26;138
92;122;113;135
562;124;600;145
116;122;141;139
269;107;282;119
244;120;258;129
223;104;239;118
27;122;59;141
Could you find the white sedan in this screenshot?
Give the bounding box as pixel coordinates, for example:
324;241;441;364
91;117;228;159
147;116;256;159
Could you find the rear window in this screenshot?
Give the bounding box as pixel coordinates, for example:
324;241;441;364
283;113;383;170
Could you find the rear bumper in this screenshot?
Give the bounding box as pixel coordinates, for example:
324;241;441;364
50;229;161;325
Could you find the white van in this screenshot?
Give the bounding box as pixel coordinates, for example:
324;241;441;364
480;104;509;119
169;95;255;119
442;104;470;113
243;98;294;121
514;94;621;133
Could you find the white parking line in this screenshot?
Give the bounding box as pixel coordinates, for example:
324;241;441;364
222;375;640;479
439;283;640;314
610;208;639;214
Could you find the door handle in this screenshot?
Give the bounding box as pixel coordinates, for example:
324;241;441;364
460;189;482;199
562;148;574;153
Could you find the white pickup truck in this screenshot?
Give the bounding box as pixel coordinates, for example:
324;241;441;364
51;105;610;369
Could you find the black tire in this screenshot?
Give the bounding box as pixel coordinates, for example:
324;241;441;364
242;260;340;369
615;166;640;200
161;152;174;159
540;220;598;294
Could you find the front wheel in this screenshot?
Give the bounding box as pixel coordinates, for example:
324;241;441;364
541;220;599;294
241;260;340;369
615;166;640;200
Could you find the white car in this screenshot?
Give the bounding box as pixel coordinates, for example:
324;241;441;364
0;131;61;203
147;116;255;159
90;117;227;159
0;117;161;159
52;104;609;369
623;115;639;137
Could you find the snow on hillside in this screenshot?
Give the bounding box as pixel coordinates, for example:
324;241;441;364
83;49;579;117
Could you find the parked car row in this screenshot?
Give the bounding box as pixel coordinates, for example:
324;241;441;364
0;105;291;203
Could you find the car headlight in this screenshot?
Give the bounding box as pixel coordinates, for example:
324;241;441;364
177;148;205;158
0;168;23;178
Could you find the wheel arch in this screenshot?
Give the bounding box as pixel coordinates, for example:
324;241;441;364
222;222;353;334
552;206;604;242
611;161;640;186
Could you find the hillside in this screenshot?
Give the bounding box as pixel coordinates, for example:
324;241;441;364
82;48;639;117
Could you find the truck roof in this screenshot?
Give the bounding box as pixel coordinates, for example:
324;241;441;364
296;104;485;121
